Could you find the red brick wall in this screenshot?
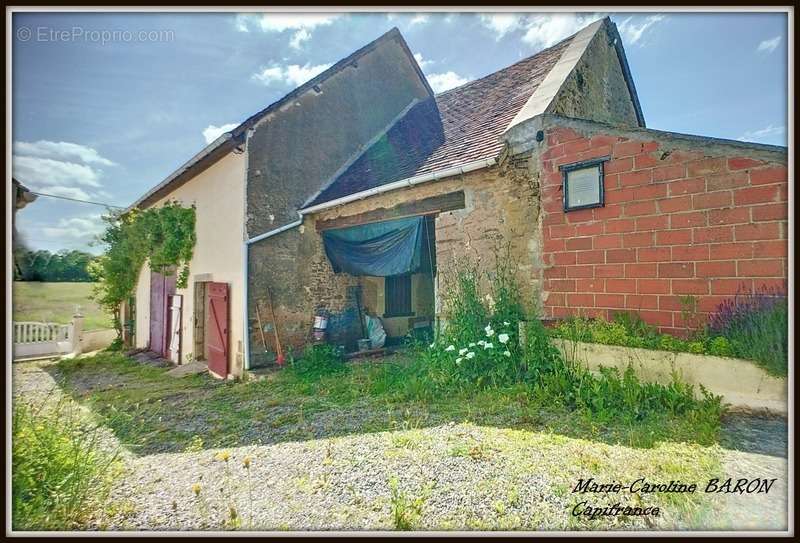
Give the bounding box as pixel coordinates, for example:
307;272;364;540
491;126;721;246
539;124;788;335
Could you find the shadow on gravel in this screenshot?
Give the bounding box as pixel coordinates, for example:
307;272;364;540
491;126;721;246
45;354;737;458
719;413;788;458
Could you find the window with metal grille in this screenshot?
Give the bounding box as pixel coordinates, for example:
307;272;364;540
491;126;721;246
385;274;413;317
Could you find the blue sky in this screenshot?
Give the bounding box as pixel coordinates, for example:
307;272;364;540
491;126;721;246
11;10;788;254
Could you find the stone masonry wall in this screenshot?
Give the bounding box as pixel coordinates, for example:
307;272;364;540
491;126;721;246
550;21;640;127
314;157;543;318
538;121;788;335
248;156;543;356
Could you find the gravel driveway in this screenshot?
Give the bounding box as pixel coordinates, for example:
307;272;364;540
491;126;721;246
13;359;789;532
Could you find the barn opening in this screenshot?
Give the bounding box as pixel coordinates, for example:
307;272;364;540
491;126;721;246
321;214;436;350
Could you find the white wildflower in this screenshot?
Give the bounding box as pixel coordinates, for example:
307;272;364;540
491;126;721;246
459;348;468;355
466;352;475;359
484;342;494;349
503;321;510;326
456;357;463;365
468;342;477;347
498;333;510;344
477;340;486;346
503;350;511;357
429;342;436;349
484;324;495;337
445;345;456;352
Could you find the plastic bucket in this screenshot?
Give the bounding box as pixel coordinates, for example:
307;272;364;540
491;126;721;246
313;315;328;330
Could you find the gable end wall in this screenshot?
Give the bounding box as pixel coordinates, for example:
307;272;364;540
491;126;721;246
245;35;431;237
549;24;640;127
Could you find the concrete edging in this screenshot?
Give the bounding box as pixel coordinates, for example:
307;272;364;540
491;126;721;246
554;339;787;414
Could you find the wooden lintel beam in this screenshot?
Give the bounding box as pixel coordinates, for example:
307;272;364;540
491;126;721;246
315;190;465;232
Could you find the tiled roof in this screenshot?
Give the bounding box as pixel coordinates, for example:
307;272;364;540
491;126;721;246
307;35;574;207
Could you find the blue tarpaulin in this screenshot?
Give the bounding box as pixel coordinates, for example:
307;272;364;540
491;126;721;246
322;216;423;276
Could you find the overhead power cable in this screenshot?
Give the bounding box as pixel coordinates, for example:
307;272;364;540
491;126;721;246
29;191;126;209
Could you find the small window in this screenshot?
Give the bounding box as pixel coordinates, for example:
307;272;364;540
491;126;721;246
385;274;413;317
560;157;608;212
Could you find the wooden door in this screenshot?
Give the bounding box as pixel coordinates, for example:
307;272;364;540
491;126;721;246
149;270;177;357
168;294;182;364
206;282;229;378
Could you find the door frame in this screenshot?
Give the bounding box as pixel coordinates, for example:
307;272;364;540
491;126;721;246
149;270;176;358
168;294;183;365
193;281;208;362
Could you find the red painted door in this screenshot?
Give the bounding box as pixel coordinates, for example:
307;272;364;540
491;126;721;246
206;282;229;378
149;271;177;357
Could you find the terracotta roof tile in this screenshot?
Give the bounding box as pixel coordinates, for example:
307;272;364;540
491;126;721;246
308;35;573;207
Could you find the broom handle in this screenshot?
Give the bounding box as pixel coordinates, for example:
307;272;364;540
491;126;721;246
254;302;268;350
266;288;283;358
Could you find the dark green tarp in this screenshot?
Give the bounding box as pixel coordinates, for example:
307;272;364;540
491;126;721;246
322;216;423;277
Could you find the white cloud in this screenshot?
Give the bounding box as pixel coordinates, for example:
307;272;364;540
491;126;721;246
757;36;782;53
289;28;311;49
521;13;605;50
202;123;238;144
479;13;523;40
252;62;333;87
413;52;433;70
235;13;339;48
427;71;470;93
42;214;106;240
12;140;115;166
12;139;116;202
477;12;609;50
737;124;786;144
254;13;339;32
410;14;430;25
617;14;665;46
13;156;102;188
252;66;284;84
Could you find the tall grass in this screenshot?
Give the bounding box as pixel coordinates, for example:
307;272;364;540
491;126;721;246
399;246;723;434
12;397;121;530
552;312;735;357
231;245;725;446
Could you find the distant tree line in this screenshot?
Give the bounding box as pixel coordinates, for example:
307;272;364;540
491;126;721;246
14;248;96;282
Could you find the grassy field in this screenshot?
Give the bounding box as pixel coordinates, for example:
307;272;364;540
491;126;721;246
13;282;113;331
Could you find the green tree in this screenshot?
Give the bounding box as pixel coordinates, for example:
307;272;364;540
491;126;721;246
90;202;196;338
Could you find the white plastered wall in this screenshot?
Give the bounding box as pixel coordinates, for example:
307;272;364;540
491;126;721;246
133;151;246;375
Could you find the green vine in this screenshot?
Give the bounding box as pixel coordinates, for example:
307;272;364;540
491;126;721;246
90;201;196;338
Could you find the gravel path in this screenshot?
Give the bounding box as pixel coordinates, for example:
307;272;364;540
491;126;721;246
12;360;789;532
710;414;789;531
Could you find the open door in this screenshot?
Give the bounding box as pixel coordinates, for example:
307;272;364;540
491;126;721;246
206;282;229;378
149;270;176;357
168;294;182;364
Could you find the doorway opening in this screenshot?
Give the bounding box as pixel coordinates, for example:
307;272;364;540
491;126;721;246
322;214;436;350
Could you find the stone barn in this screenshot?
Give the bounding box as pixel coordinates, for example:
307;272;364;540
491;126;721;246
243;16;786;367
128;17;788;377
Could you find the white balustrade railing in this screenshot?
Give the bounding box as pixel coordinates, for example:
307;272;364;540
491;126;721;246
14;322;70;344
12;317;81;360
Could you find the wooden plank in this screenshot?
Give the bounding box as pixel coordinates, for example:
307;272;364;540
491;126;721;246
315;191;465;231
345;347;386;360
